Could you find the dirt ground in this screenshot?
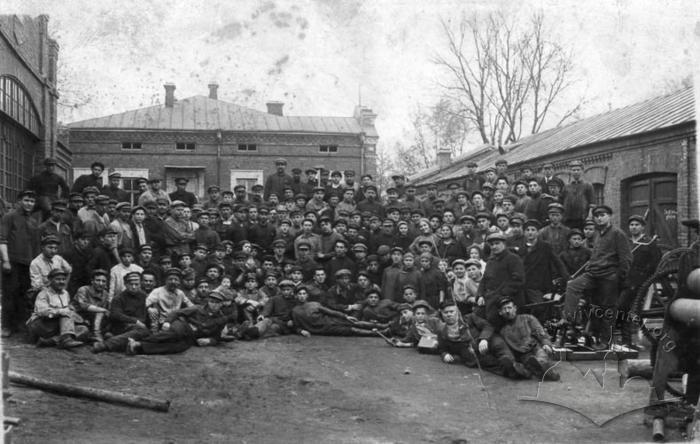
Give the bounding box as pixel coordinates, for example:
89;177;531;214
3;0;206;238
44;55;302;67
2;334;673;443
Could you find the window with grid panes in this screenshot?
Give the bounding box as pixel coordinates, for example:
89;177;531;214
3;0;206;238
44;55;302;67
319;145;338;153
237;144;257;152
176;142;195;151
121;142;142;150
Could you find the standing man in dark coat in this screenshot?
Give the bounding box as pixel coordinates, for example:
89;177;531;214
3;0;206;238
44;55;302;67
462;162;485;196
562;160;595;230
264;158;293;201
27;158;70;219
0;190;41;337
169;177;198;209
477;232;526;325
71;161;105;194
102;172;131;203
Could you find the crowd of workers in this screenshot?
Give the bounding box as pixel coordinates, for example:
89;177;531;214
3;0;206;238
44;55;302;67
0;155;663;381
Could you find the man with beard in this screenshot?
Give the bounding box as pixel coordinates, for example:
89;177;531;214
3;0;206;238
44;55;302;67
357;185;384;219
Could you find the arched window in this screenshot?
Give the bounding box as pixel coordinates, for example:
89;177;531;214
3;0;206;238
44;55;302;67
0;76;41;136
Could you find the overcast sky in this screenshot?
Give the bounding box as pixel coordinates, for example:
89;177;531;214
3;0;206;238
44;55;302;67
7;0;699;156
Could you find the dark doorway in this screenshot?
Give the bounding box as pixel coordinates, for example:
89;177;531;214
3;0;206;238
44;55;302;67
623;173;677;248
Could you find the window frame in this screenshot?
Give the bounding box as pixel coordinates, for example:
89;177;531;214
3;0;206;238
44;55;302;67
319;144;338;153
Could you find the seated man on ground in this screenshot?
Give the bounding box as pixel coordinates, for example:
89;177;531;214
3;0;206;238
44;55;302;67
145;267;193;333
390;300;442;348
496;296;560;381
72;268;110;342
238;279;298;339
360;288;398;325
27;269;87;349
437;300;530;379
125;290;235;355
292;286;379;337
93;271;150;353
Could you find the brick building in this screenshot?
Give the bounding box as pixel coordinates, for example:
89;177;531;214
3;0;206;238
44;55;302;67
67;83;378;202
411;87;696;248
0;14;66;202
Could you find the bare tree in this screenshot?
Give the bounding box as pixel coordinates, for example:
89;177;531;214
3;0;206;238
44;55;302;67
434;12;581;147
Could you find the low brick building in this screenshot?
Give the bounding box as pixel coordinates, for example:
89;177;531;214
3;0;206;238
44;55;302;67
67;83;378;201
411;87;696;247
0;14;66;202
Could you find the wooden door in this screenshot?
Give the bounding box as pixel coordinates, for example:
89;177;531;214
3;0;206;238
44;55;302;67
624;174;677;248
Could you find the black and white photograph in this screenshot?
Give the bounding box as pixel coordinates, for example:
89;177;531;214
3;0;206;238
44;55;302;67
0;0;698;442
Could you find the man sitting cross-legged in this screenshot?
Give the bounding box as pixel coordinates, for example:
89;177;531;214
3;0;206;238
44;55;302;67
496;296;560;381
437;299;531;379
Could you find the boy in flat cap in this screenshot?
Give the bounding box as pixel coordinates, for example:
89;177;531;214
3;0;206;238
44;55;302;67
562;160;595;230
29;235;72;292
27;269;87;348
538;203;570;256
108;247;144;302
73;268;111;341
103;171;130;204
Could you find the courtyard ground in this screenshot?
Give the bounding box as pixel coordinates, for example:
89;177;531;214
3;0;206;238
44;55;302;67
2;335;670;443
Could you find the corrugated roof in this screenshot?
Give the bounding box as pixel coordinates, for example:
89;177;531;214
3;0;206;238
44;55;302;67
68;95;371;135
412;86;695;185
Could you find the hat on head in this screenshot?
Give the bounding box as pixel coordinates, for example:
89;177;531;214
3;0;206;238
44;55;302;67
628;214;646;225
377;245;391;256
174;177;189;184
208;290;225;302
291;168;302;174
305;168;317;175
567;228;584;239
41;235;60;246
464;258;482;269
390;246;404;255
115;202;131;211
118;247;135;256
412;300;434;313
451;258;467;268
397;303;412;312
164;267;183;279
486;232;507;243
207;185;221;193
352;243;368;252
475;211;492;221
547;203;564;214
509;213;525;225
135;177;148;185
91;268;109;279
69;192;84;201
47;269;68;280
147;177;161;184
481;182;495;190
497;296;515;308
108;171;121;179
82;186;99;196
334;269;352;278
592;205;613;215
278;279;295;288
171;200;186;208
51;199;68;210
274;157;288;165
542;162;554;169
568;160;584;168
344;170;355;176
524;219;541;230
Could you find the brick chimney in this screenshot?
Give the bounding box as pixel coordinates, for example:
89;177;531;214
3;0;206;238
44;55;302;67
208;82;218;100
437;147;452;169
266;101;284;116
164;83;176;107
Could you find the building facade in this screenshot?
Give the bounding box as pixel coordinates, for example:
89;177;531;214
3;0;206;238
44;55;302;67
0;14;66;202
411;87;696;248
67;84;378;202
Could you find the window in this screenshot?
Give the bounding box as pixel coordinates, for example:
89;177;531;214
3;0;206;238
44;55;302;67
593;183;605;206
0;76;40;135
176;142;195;151
237;144;257;152
320;145;338;153
121;142;142;150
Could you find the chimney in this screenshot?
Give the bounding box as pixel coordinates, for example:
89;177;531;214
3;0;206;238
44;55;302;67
208;82;218;100
266;101;284;116
437;147;452;169
164;83;176;107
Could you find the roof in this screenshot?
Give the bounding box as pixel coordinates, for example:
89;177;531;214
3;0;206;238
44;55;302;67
409;143;495;184
411;86;695;186
67;95;374;136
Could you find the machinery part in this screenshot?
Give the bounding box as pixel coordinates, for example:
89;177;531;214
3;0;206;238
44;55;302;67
633;268;679;347
652;417;665;442
668;298;700;327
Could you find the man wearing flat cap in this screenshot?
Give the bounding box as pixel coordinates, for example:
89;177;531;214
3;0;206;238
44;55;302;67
73;268;111;342
561;204;631;349
29;234;72;292
102;171;130;204
145;267;194;334
538;202;570;256
322;268;364;317
562;160;595;230
163;200;196;257
27;158;70;219
463;161;485;195
38;200;73;256
138;177;171;207
27;269;87;349
169;177;198;208
264;158;294;201
476;232;525;325
356;184;384;219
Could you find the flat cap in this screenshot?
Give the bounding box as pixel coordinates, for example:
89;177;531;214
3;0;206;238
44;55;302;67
47;269;68;279
592;205;613;215
486;232;507;242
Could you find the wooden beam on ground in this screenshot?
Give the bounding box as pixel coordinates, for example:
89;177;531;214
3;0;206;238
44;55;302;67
8;371;170;413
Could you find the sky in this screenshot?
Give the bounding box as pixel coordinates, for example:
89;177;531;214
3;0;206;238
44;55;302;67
6;0;699;158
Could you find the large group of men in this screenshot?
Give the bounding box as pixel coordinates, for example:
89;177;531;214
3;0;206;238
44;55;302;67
0;155;662;381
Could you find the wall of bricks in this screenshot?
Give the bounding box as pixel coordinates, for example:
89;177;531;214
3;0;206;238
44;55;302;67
69;128;377;193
